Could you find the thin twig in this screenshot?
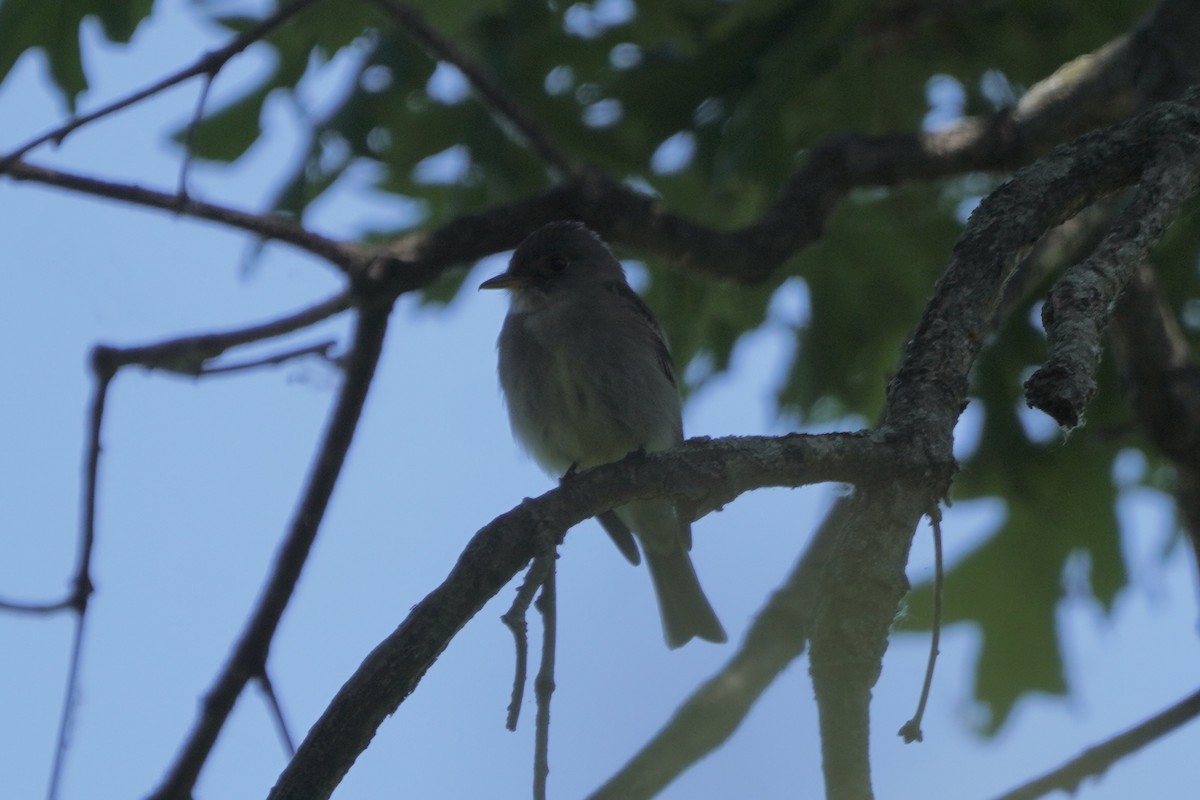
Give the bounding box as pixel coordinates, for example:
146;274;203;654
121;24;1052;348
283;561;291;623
2;299;346;606
46;354;114;800
0;0;321;169
502;557;555;732
4;160;358;272
257;670;298;758
0;596;76;614
177;74;217;200
369;0;578;177
198;340;337;376
147;297;394;800
98;291;351;375
898;506;944;744
46;611;90;800
991;686;1200;800
533;557;557;800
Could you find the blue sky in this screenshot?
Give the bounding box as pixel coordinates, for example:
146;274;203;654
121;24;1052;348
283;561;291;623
2;2;1198;798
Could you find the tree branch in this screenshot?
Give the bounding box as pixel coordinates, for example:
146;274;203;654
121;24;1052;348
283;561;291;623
0;0;323;168
147;296;394;800
369;0;578;177
45;355;114;800
267;431;897;799
97;291;351;375
587;494;846;799
1026;133;1200;427
802;86;1200;800
375;0;1200;285
3;160;359;272
532;558;557;800
8;0;1200;305
270;86;1200;800
991;686;1200;800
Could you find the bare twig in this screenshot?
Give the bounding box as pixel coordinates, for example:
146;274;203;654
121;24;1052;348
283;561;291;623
991;687;1200;800
369;0;578;177
4;160;358;272
46;352;115;800
0;0;322;169
97;291;351;375
199;340;337;376
503;557;555;732
257;670;298;758
898;507;944;744
0;596;76;614
177;74;217;200
532;557;557;800
46;611;90;800
147;297;394;800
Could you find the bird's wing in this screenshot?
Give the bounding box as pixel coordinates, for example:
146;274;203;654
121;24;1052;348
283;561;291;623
603;280;677;388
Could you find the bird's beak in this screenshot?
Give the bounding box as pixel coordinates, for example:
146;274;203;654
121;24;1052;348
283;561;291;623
479;272;525;291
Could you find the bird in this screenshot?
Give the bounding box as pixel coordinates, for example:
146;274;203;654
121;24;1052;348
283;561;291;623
480;220;726;648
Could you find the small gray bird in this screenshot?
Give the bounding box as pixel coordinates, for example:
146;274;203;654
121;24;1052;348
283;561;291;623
480;220;726;648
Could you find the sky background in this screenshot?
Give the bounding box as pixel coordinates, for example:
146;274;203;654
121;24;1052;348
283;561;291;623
2;1;1199;798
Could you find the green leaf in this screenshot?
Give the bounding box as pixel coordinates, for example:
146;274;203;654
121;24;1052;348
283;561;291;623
174;81;272;163
778;185;961;421
0;0;154;111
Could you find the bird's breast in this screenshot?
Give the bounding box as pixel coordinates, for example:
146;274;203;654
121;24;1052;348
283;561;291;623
498;307;651;473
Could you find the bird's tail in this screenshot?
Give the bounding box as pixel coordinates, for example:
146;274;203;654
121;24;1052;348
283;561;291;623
643;546;727;649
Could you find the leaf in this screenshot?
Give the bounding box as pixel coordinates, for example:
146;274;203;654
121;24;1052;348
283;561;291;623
778;184;962;420
174;81;273;163
0;0;154;111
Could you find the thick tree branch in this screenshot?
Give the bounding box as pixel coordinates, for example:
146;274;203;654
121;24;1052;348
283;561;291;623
11;0;1199;305
804;88;1200;800
272;86;1200;800
591;97;1181;800
267;431;897;799
886;88;1200;441
375;0;1200;285
1112;265;1200;470
1026;134;1200;427
810;486;927;800
147;296;393;800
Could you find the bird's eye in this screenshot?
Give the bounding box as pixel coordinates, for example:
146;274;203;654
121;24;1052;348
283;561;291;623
549;256;569;273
